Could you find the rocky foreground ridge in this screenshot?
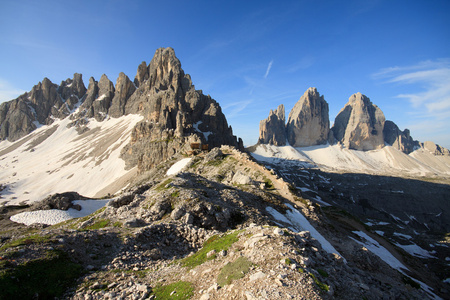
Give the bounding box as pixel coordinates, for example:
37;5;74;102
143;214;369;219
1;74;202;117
1;147;446;299
258;88;449;154
0;47;242;172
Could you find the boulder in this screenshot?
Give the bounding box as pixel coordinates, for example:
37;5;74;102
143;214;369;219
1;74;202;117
286;88;330;147
331;93;385;151
258;104;286;146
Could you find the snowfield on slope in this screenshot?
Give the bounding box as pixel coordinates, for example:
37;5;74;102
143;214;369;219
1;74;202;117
0;114;143;205
251;143;450;176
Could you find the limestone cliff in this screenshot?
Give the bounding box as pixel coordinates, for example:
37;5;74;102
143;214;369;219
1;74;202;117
286;88;330;147
383;120;419;154
0;74;86;141
258;104;286;146
331;93;385;151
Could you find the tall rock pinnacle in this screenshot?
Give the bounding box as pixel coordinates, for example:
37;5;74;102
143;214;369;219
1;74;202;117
120;47;242;171
286;88;330;147
331;92;385;151
258;104;286;146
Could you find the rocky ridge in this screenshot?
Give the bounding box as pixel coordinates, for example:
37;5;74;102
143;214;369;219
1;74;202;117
0;74;86;141
258;88;449;155
0;146;444;299
0;48;242;172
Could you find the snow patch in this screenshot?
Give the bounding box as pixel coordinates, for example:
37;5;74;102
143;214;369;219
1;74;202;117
96;94;107;101
351;231;407;271
10;199;110;226
166;158;192;176
266;204;345;261
394;242;435;259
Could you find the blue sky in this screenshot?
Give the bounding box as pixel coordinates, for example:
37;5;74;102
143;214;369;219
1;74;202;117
1;0;449;148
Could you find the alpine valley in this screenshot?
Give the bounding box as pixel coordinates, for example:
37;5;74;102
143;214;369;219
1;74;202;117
0;48;449;300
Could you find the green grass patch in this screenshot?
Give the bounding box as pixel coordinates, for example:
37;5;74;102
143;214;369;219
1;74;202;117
263;177;275;190
113;221;122;228
180;230;242;269
317;268;329;278
171;190;180;198
309;272;329;292
0;250;83;299
217;256;252;286
156;178;174;191
152;281;194;300
0;234;50;251
284;258;293;265
82;219;110;230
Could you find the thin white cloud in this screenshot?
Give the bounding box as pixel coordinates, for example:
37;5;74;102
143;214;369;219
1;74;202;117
0;79;26;103
223;99;253;119
373;59;450;115
264;60;273;79
373;59;450;148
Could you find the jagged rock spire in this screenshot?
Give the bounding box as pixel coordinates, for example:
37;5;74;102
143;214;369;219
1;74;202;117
258;104;286;146
286;87;330;147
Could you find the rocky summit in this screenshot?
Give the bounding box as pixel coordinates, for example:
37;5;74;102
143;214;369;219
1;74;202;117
286;88;330;147
331;92;385;151
258;104;286;146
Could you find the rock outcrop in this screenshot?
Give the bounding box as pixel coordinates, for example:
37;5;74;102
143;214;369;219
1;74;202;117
421;141;450;156
0;74;87;141
109;72;136;118
331;92;385;151
383;120;419;154
286;88;330;147
119;47;243;171
258;104;286;146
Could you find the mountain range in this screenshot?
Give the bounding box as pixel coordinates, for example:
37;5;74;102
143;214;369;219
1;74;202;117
0;48;449;299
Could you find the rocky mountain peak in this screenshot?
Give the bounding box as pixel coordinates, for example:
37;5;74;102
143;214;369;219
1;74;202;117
286;87;330;147
121;47;242;171
258;104;286;146
331;92;385;151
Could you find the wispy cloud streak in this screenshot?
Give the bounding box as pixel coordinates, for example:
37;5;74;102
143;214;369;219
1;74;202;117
264;60;273;79
373;59;450;115
223;100;253;118
373;59;450;147
0;79;25;103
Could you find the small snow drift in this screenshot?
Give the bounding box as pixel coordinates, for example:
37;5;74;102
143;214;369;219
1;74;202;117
166;158;192;176
266;204;345;261
10;199;110;226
